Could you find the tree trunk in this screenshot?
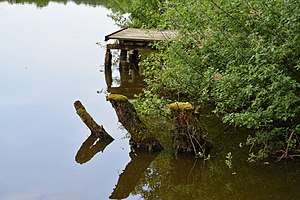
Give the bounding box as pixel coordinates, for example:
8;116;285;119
107;94;163;152
170;102;212;156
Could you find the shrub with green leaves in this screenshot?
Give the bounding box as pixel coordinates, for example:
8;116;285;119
112;0;300;158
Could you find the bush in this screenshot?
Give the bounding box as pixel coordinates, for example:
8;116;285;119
113;0;300;158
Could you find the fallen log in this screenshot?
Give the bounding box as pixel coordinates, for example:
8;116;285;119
74;100;114;142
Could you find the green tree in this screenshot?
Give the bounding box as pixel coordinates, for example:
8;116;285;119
113;0;300;159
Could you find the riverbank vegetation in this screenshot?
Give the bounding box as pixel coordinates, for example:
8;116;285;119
110;0;300;160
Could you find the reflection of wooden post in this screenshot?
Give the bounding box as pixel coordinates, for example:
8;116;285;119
104;48;112;70
129;50;139;71
130;68;139;82
119;67;130;88
120;49;129;71
105;67;113;88
119;67;129;87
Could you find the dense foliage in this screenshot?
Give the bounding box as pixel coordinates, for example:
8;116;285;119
111;0;300;159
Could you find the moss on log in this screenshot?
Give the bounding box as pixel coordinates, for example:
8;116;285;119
169;102;194;111
107;94;129;102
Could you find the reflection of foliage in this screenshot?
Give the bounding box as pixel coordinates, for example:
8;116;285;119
225;152;233;169
126;152;300;199
131;152;172;199
134;90;173;150
134;90;171;118
3;0;128;9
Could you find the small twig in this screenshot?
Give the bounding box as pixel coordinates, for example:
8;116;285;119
188;158;198;181
285;131;295;156
277;131;295;161
291;155;300;159
186;128;198;155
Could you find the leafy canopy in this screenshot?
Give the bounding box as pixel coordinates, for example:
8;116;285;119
112;0;300;158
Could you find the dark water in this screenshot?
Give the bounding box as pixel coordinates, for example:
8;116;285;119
1;1;300;200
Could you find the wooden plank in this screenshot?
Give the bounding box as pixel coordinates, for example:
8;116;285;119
105;28;178;42
106;43;153;51
105;28;128;41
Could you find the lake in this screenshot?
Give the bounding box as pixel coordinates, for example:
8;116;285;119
0;1;300;200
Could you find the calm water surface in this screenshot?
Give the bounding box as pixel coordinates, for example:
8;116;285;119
0;2;137;200
1;1;300;200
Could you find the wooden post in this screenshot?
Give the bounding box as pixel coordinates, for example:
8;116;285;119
104;48;112;71
120;49;127;62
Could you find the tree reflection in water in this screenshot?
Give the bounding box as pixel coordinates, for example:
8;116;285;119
110;150;160;199
76;134;300;200
75;134;113;164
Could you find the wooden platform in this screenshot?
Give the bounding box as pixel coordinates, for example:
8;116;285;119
104;28;178;78
105;28;178;42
